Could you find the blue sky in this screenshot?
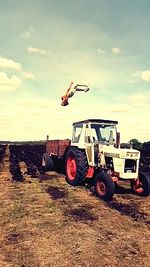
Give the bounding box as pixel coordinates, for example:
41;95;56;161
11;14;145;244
0;0;150;141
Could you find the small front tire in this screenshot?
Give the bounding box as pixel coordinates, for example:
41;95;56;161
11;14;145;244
95;172;115;201
131;172;150;196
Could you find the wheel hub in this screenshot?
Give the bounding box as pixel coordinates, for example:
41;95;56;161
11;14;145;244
67;156;77;180
97;181;106;196
134;180;143;193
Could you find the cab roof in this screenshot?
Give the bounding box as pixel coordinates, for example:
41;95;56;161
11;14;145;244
73;119;118;126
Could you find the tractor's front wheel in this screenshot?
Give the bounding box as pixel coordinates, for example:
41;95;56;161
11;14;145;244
65;147;88;186
94;172;115;201
131;172;150;196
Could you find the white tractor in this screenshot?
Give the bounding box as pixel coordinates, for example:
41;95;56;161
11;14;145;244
65;119;150;200
42;119;150;201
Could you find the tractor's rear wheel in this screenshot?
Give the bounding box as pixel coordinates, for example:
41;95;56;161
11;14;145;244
65;147;88;186
42;153;55;171
131;172;150;196
94;172;115;201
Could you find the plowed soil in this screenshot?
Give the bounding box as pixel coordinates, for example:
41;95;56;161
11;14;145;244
0;147;150;267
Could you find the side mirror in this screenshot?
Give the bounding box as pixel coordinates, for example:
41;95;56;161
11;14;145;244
116;132;120;148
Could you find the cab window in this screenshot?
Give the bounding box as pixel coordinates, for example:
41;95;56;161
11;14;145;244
72;124;83;143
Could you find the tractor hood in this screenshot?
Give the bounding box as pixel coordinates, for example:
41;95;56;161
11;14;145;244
101;145;140;160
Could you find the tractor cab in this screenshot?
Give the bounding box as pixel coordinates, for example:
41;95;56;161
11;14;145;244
72;119;118;146
72;119;119;166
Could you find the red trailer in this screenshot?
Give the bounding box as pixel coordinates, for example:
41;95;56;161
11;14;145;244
42;139;71;171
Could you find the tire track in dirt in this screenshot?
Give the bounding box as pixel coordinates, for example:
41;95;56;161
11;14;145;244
107;197;149;223
43;173;150;227
107;184;150;225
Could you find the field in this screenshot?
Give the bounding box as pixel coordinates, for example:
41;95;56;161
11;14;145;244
0;145;150;267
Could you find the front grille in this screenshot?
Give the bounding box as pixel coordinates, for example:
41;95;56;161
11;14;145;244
124;159;137;173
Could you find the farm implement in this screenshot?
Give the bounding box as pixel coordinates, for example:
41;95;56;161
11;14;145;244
0;145;6;163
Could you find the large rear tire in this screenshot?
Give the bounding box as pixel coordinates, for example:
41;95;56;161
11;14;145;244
65;147;88;186
131;172;150;196
42;153;55;171
94;172;115;201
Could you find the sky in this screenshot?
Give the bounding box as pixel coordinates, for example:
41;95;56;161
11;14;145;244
0;0;150;142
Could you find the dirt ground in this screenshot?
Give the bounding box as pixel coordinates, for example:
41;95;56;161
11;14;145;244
0;148;150;267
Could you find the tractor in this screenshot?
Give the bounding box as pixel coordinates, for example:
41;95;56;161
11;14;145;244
42;119;150;200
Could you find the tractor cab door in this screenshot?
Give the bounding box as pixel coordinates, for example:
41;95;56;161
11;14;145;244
85;124;95;166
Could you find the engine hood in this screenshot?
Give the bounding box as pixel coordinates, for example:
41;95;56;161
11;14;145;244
101;145;140;159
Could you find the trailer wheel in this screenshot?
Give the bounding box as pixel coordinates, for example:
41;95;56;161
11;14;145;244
131;172;150;196
94;172;115;201
65;147;88;186
42;153;55;171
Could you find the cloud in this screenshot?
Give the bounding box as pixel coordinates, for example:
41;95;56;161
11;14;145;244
141;70;150;82
27;47;47;55
22;71;35;79
0;57;35;86
18;97;52;108
97;48;105;54
111;93;148;115
130;70;150;83
127;93;146;105
112;47;120;54
0;72;22;92
110;103;132;113
20;27;35;39
0;57;22;71
127;72;140;84
132;72;140;78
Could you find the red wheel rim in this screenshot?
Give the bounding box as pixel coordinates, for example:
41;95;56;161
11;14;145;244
67;155;77;180
96;180;106;196
134;180;143;194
